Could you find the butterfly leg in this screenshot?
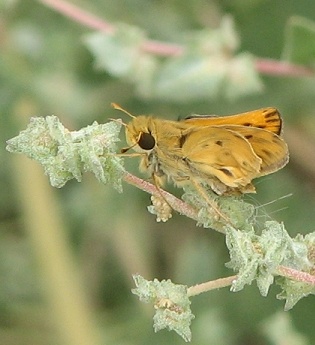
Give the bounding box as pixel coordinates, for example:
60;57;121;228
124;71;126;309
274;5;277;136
189;177;235;229
116;152;144;158
150;173;173;222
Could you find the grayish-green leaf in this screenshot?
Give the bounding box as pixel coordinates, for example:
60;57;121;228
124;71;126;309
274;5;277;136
132;274;194;342
84;16;262;102
226;221;294;295
154;54;226;101
84;24;146;77
84;24;158;98
225;227;259;291
226;221;315;304
256;222;291;296
6;116;124;191
276;231;315;310
182;186;255;231
277;277;315;311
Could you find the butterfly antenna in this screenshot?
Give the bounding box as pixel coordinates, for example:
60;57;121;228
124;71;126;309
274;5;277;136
111;103;136;119
254;193;293;209
109;118;127;127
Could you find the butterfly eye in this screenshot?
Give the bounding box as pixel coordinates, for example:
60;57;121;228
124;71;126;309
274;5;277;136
138;132;155;150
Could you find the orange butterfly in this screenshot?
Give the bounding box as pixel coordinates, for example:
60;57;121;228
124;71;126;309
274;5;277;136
118;106;289;196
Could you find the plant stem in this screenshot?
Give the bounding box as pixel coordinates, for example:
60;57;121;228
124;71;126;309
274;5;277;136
123;171;200;222
38;0;314;77
187;265;315;298
255;58;314;77
187;275;237;297
39;0;114;33
276;265;315;286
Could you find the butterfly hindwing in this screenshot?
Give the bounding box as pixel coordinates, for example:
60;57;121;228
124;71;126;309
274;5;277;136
180;126;262;188
221;125;289;175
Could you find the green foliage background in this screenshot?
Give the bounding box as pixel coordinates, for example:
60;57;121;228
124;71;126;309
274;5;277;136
1;0;315;344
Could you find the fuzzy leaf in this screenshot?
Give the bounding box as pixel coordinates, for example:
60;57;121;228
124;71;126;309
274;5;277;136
84;17;262;102
84;24;146;77
6;116;124;191
276;231;315;310
154;51;227;101
84;24;158;98
256;222;291;296
282;233;312;271
181;186;255;231
226;221;293;295
219;195;255;231
277;277;315;311
225;227;259;291
132;274;194;342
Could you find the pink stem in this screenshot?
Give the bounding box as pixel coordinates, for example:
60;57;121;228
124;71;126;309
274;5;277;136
141;39;184;57
255;58;314;77
38;0;314;77
276;265;315;285
38;0;114;33
122;172;200;222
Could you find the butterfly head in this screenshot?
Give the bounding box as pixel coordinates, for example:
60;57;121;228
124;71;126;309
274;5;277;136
123;116;156;153
111;104;157;154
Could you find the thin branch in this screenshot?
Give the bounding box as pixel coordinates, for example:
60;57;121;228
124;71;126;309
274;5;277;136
255;58;314;77
38;0;314;77
140;39;184;57
187;275;237;297
276;265;315;286
187;264;315;298
38;0;114;33
122;171;200;222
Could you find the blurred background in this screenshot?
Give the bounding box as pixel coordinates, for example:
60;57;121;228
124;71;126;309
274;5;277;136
1;0;315;344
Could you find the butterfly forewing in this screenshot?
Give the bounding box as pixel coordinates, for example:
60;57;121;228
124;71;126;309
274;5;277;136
183;107;282;135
